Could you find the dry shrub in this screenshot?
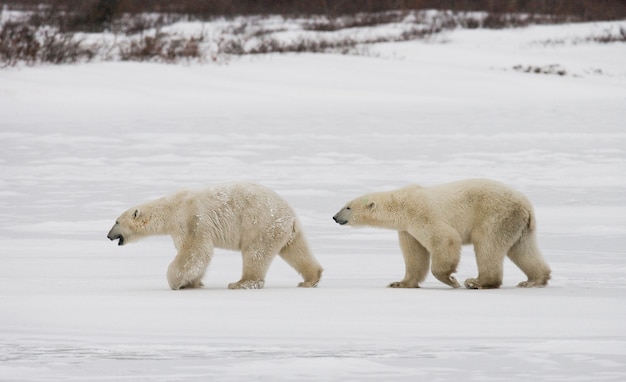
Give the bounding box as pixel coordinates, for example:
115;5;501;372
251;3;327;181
589;27;626;43
2;0;624;66
0;22;40;66
513;64;567;76
0;21;95;66
119;32;204;63
40;31;96;63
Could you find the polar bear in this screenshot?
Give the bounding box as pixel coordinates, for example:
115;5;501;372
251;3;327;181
107;182;323;290
333;179;551;289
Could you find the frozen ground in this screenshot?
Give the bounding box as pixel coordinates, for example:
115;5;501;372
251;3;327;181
1;20;626;381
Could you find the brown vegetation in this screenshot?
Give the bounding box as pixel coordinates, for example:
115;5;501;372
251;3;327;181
0;21;96;66
4;0;626;20
1;0;624;66
118;32;204;63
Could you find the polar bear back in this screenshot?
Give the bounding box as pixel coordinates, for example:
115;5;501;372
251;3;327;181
417;179;534;243
167;182;298;251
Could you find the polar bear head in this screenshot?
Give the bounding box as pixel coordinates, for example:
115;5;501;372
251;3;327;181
333;190;411;230
107;207;153;246
332;196;379;226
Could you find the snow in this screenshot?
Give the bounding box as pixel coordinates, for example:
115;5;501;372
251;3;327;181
1;19;626;381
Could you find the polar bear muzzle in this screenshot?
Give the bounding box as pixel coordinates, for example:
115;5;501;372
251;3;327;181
107;223;125;246
333;208;350;225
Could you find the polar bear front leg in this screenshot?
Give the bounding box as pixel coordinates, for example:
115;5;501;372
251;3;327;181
167;244;213;290
388;231;431;288
228;248;276;290
428;233;462;289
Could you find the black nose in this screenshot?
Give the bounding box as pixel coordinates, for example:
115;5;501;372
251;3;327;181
333;215;347;225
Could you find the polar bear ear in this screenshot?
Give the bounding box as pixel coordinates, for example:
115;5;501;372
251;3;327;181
367;201;376;209
132;209;141;219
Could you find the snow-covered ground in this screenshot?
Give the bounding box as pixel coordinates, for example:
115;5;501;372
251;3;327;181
1;19;625;381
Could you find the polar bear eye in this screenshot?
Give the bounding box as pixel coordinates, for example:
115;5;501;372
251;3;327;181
346;206;351;210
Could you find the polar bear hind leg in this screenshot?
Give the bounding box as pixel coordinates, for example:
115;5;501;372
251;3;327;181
279;230;323;288
464;238;508;289
507;232;551;288
228;245;278;289
466;213;530;289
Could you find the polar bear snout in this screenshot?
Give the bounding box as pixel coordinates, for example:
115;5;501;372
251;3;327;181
333;209;349;225
333;215;348;225
107;225;125;246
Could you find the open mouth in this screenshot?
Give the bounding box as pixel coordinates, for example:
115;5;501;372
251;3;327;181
108;234;125;246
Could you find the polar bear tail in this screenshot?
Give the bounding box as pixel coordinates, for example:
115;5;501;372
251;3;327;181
526;208;537;233
278;221;323;288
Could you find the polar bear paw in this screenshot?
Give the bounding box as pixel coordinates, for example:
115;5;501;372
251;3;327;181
388;281;420;288
517;280;547;288
179;280;203;289
228;280;265;289
464;278;482;289
167;269;204;290
298;280;319;288
464;278;501;289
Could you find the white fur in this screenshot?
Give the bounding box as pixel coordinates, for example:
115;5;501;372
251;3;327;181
333;179;551;289
108;183;323;290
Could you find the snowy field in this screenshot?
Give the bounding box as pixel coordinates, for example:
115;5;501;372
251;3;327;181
1;19;626;381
